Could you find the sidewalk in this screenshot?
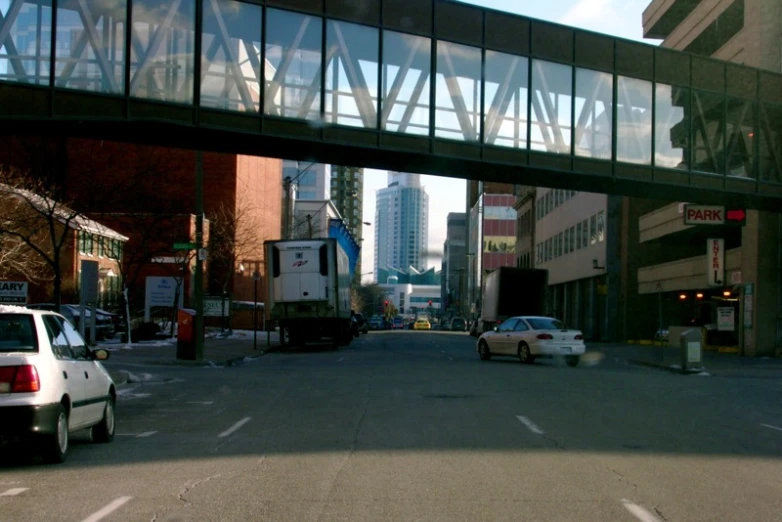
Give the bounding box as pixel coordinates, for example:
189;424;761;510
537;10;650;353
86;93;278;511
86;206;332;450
591;342;782;377
98;329;281;381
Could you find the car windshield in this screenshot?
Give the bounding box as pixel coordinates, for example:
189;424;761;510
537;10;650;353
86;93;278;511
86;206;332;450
0;314;38;352
526;317;568;330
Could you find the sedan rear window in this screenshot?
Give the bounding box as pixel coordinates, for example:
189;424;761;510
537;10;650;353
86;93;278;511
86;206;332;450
0;314;38;352
526;318;568;331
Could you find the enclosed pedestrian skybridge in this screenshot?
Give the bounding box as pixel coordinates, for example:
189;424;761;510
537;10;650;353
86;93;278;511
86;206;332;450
0;0;781;209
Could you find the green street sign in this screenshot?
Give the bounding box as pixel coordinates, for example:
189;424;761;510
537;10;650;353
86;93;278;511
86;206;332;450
173;242;197;250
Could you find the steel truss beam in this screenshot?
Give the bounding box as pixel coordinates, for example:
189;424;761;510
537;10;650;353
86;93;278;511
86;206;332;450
128;0;183;96
0;0;31;79
484;56;524;145
439;44;476;141
329;21;376;127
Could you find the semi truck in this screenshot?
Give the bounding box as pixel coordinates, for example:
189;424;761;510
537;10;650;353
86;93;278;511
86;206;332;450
265;238;353;348
471;267;549;336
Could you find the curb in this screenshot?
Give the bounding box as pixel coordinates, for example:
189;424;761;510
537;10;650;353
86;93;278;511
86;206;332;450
628;359;707;375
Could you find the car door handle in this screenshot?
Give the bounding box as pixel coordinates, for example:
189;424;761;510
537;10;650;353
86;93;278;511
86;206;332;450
63;371;68;379
84;372;89;379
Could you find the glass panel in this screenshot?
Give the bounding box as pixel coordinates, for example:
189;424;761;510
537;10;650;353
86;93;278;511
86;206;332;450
590;215;597;244
325;20;378;128
382;30;430;136
655;84;689;169
484;50;528;148
597;210;605;242
725;98;756;179
616;76;652;164
54;0;126;93
692;90;725;175
574;68;612;159
564;228;570;254
759;103;782;184
200;0;261;112
129;0;195;103
530;60;572;154
264;8;322;120
0;0;52;85
435;40;481;141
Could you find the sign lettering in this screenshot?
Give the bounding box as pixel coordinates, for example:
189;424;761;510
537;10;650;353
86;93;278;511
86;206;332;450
0;281;28;304
707;238;724;287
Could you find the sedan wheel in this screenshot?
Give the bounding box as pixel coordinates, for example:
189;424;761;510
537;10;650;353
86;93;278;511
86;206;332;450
518;343;534;364
478;340;491;361
43;405;69;464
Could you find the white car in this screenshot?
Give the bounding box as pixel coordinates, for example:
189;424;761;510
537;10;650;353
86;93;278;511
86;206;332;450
477;316;586;367
0;305;116;463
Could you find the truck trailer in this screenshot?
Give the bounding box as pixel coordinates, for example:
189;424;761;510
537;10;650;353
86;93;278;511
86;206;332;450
473;267;549;336
265;239;353;348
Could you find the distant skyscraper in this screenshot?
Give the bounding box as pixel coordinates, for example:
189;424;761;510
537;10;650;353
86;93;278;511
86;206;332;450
282;160;330;200
374;172;429;282
331;166;365;278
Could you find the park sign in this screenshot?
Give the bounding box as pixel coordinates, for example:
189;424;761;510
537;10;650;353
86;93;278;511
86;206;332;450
683;205;746;226
0;281;28;304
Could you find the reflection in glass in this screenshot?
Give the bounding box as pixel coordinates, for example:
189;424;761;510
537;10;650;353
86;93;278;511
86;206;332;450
201;0;261;112
265;8;321;120
0;0;52;85
55;0;126;93
616;76;652;164
435;41;481;141
655;84;689;169
382;31;430;135
759;103;782;184
484;50;528;148
574;68;612;159
129;0;195;103
531;60;572;154
725;98;756;178
325;20;378;128
692;90;725;174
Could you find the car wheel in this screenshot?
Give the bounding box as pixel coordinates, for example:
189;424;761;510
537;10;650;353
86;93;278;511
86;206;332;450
92;397;115;443
42;404;69;464
478;340;491;361
518;343;534;365
565;355;580;367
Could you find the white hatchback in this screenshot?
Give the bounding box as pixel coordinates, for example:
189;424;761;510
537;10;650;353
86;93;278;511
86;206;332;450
0;305;116;463
477;316;586;367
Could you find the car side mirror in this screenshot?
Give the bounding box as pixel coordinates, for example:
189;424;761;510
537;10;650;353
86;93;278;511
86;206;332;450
93;348;110;361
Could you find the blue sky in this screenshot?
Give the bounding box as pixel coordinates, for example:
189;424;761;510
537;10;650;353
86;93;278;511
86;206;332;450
359;0;659;281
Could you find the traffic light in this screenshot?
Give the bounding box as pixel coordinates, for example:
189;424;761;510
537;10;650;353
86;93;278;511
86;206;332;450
384;300;389;306
428;300;433;306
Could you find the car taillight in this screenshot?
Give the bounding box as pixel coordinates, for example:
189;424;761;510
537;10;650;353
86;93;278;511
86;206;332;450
574;334;583;340
537;333;553;340
0;365;40;393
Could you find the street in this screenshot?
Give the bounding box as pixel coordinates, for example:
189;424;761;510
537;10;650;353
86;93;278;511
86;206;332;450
2;331;782;522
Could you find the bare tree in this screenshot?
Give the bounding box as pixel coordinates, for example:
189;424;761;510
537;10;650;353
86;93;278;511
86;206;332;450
0;233;48;282
0;169;84;309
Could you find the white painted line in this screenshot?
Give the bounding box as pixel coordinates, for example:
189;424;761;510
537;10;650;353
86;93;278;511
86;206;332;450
219;417;252;438
516;415;545;435
338;357;345;362
187;401;214;405
80;496;133;522
0;488;29;497
448;356;454;361
761;423;782;432
620;499;661;522
137;431;157;438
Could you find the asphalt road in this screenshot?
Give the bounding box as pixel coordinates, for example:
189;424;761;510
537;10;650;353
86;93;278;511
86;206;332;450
2;331;782;522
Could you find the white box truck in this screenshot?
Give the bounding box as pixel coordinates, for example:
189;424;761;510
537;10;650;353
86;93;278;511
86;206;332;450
265;238;353;348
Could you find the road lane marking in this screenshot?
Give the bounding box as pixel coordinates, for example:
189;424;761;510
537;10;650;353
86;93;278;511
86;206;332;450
188;401;214;405
80;496;133;522
761;423;782;432
516;415;545;435
137;431;157;438
219;417;252;438
620;499;661;522
448;356;454;361
338;357;345;362
0;488;28;496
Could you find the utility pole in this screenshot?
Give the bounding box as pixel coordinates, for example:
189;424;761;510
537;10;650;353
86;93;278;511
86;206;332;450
193;150;205;361
283;176;292;239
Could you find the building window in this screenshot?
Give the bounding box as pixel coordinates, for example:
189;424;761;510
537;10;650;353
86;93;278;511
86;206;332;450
581;220;589;248
590;215;597;245
564;229;571;254
597;211;605;242
569;226;576;251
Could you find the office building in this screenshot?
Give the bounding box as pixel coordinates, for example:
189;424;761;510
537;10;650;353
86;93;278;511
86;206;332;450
443;212;467;317
331;166;365;278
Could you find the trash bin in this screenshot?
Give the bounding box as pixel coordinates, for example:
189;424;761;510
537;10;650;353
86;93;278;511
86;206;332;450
679;328;703;373
177;308;196;360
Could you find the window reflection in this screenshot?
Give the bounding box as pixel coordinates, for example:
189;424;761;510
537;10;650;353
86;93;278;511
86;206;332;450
531;60;572;154
616;76;652;164
435;41;481;141
655;84;689;169
692;90;725;174
759;103;782;184
264;8;322;120
725;97;756;178
0;0;52;85
484;50;528;149
574;68;612;159
382;31;430;135
325;20;378;128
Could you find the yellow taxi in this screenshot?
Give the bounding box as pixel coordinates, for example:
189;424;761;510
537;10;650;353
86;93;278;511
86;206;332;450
413;318;431;330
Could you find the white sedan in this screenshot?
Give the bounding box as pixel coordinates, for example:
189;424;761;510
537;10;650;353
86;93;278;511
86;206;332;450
477;316;586;367
0;305;116;463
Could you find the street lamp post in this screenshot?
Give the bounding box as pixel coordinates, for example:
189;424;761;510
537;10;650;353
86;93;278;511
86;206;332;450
253;269;260;350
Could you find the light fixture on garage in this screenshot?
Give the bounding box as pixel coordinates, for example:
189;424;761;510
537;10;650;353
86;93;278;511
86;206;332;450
679;293;687;300
696;293;704;299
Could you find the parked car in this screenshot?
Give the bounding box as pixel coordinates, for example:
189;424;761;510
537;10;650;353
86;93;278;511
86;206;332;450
450;317;467;332
26;304;115;340
0;305;116;463
476;315;585;367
